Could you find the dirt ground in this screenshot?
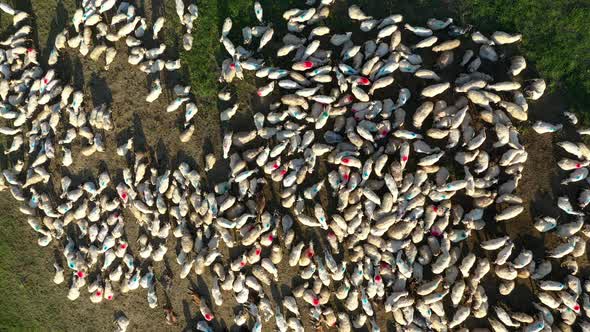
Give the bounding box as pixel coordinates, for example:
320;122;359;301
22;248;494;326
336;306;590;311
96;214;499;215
0;0;585;331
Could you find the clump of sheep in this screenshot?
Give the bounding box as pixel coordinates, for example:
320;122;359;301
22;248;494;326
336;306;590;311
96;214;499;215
4;0;590;332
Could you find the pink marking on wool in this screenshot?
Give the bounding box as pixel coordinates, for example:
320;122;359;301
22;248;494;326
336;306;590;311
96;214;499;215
204;313;213;321
120;244;127;249
255;248;261;256
303;61;313;68
306;250;314;258
431;228;442;237
312;298;320;306
268;234;274;242
96;291;102;296
230;63;236;69
433;206;438;212
358;77;370;85
273;163;279;169
240;261;246;267
375;275;382;283
342;158;350;164
576;163;581;168
574;305;581;311
280;169;287;176
107;295;113;300
402;155;408;162
77;271;85;278
343;174;350;181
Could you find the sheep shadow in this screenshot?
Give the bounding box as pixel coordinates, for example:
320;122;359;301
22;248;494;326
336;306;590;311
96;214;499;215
71;57;85;90
12;0;40;53
181;299;197;331
42;0;69;67
132;113;148;153
89;72;113;108
155;138;170;171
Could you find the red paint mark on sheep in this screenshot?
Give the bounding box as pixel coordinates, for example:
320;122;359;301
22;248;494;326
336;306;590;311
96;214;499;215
431;228;442;237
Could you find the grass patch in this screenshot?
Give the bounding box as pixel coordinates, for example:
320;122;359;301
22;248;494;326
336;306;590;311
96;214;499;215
0;196;70;330
179;0;222;103
460;0;590;121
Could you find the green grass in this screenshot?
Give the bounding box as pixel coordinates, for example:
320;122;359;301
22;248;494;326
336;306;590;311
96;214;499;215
459;0;590;122
178;0;221;105
175;0;456;116
0;195;126;332
178;0;590;125
177;0;300;102
0;196;68;330
0;2;89;330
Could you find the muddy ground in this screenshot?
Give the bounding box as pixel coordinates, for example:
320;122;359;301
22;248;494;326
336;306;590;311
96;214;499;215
0;0;586;331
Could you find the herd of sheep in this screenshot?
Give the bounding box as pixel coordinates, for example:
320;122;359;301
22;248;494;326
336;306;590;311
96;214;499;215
2;0;590;331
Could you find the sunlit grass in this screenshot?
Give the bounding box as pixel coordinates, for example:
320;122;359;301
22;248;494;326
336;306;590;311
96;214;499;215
460;0;590;121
